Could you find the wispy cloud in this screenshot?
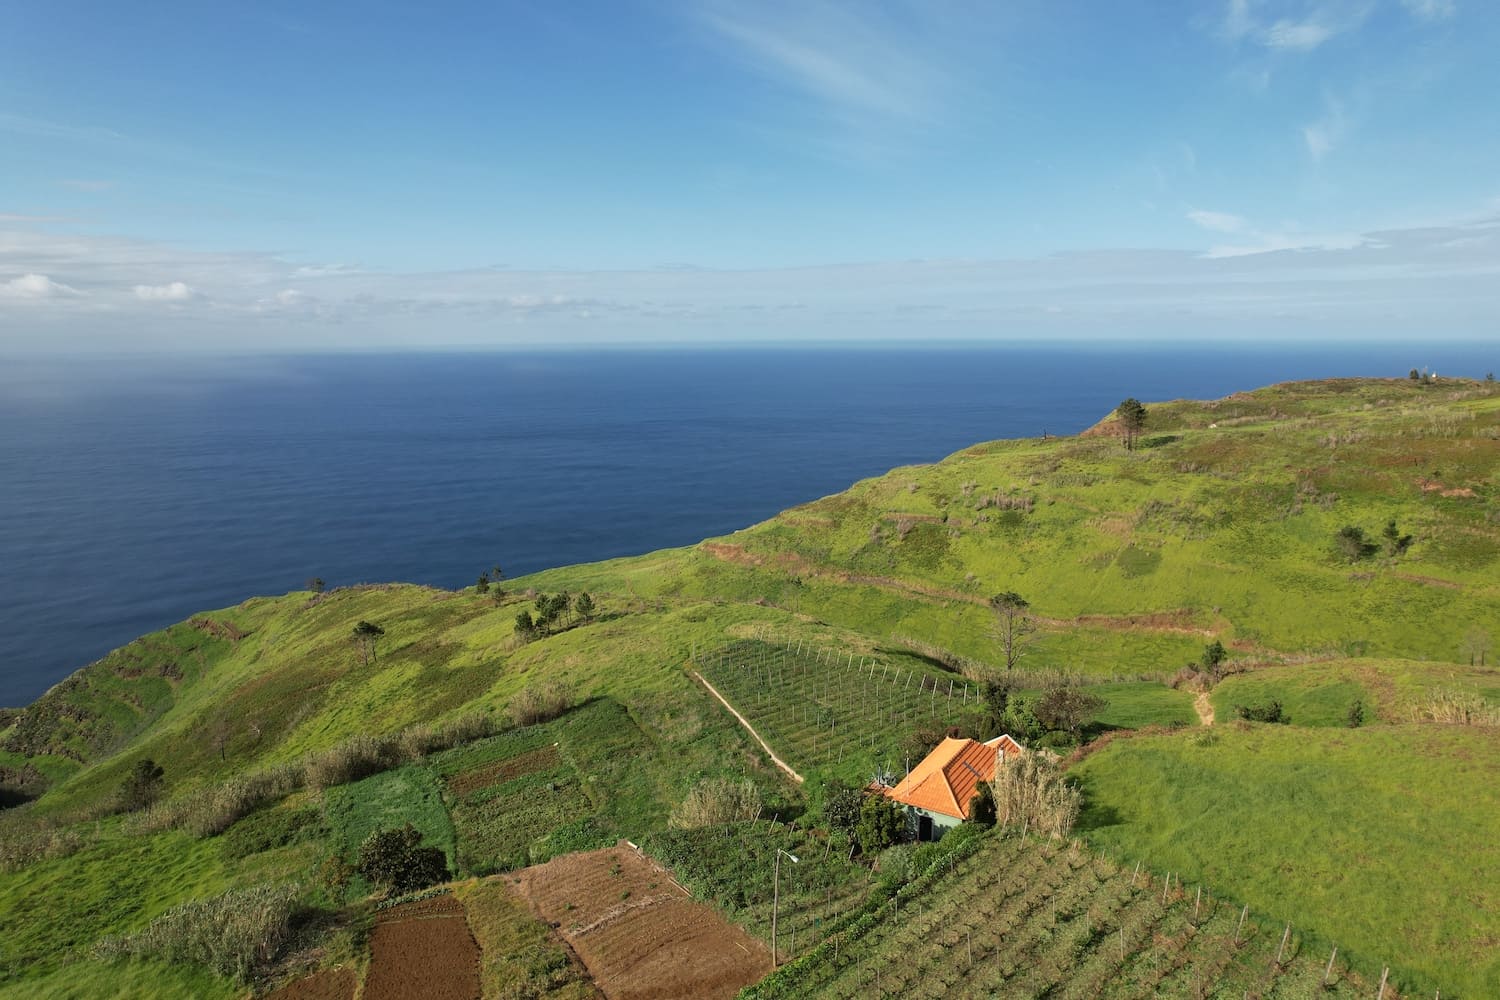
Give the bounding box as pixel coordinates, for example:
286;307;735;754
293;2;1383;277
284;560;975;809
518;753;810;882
1;273;84;299
1401;0;1456;19
3;214;1498;349
1302;94;1348;160
133;281;197;302
1188;209;1248;233
1219;1;1370;52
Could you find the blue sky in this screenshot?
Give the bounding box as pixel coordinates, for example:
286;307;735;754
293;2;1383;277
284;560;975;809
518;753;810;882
2;0;1498;350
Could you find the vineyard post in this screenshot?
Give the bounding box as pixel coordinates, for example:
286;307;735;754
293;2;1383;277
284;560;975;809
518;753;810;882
967;928;972;967
1322;945;1337;985
1377;966;1389;999
1162;874;1170;904
1234;904;1248;944
1131;860;1141;886
1194;886;1201;922
1275;923;1289;966
1119;926;1124;960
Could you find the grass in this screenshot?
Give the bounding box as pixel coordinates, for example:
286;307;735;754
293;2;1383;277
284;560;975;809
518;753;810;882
324;764;457;882
1071;721;1500;997
0;959;240;1000
452;878;598;999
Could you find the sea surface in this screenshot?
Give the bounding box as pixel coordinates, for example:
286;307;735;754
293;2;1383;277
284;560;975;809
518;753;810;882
0;342;1491;706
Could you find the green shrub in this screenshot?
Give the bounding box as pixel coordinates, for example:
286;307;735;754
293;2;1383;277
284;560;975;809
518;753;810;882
92;883;299;982
821;780;864;835
116;759;165;813
357;824;450;895
856;794;904;854
1235;700;1288;724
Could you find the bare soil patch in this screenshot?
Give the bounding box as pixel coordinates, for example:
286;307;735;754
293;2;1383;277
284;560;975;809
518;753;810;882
448;745;562;796
509;844;771;1000
263;968;356;1000
362;894;481;1000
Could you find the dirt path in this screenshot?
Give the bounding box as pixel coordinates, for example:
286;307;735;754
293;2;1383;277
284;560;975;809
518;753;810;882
1194;691;1215;726
691;670;804;784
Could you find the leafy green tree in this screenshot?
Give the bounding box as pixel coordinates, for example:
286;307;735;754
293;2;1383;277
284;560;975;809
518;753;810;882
352;620;385;666
1116;398;1148;450
821;781;864;835
514;611;536;640
118;758;165;812
357;824;449;895
1346;699;1366;728
574;591;595;623
1487;372;1496;383
856;794;905;854
1200;639;1228;680
1035;686;1106;740
1382;520;1413;556
1336;525;1374;562
305;577;325;593
989;591;1037;671
1409;368;1421;381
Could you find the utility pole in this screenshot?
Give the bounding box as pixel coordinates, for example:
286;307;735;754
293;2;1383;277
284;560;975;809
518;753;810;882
771;848;800;969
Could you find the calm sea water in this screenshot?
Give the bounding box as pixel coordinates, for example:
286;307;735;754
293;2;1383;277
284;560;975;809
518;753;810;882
0;343;1491;706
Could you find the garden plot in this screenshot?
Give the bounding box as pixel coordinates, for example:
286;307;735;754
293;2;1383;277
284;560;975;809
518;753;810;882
362;894;481;1000
509;844;771;1000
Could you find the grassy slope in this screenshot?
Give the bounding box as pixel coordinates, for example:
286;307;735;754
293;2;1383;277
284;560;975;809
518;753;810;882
1072;722;1500;996
0;377;1496;997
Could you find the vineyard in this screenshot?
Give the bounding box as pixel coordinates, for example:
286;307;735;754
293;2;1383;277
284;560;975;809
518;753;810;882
743;828;1378;1000
694;639;981;778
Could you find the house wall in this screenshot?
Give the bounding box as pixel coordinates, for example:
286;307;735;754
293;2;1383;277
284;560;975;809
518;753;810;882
904;805;963;841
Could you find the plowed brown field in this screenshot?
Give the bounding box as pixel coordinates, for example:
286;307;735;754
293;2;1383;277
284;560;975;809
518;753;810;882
264;967;357;1000
362;894;481;1000
510;844;770;1000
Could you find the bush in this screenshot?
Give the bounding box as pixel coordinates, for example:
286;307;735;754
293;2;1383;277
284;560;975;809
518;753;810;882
509;681;573;727
670;777;761;829
856;794;904;854
357;824;450;895
1336;525;1376;561
1346;699;1366;728
304;734;404;791
967;781;996;826
92;883;300;982
821;781;864;835
1235;700;1288;724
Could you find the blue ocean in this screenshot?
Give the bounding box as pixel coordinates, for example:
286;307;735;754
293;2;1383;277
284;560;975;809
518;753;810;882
0;342;1491;706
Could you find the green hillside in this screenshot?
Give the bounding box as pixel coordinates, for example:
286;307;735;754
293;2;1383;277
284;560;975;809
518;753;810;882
2;376;1497;998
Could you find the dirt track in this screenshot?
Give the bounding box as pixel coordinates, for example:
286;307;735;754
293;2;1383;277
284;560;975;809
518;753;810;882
509;845;771;1000
692;671;804;784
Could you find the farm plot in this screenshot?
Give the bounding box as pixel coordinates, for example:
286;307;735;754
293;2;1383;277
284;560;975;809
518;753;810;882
696;640;979;777
362;894;481;1000
508;844;771;1000
642;819;873;961
744;830;1380;1000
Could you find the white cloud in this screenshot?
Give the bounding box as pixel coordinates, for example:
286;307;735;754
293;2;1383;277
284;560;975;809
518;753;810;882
0;272;82;299
1188;209;1247;233
1401;0;1455;19
1263;18;1335;50
1219;1;1369;53
1302;96;1348;160
133;281;196;302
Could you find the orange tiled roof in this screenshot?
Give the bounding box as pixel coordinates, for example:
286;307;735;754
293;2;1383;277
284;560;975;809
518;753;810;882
884;734;1024;820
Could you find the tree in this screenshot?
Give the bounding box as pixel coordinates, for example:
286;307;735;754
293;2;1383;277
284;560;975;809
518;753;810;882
1346;699;1366;728
1200;639;1228;680
118;758;165;812
855;794;904;854
1116;398;1148;450
514;611;536;641
305;577;325;593
821;781;864;836
989;592;1037;672
356;824;449;895
574;592;595;623
979;678;1015;740
475;572;490;594
352;620;385;666
1335;525;1374;562
1035;686;1106;740
490;563;506;598
1382;520;1413;556
1486;372;1496;383
1409;368;1421;381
